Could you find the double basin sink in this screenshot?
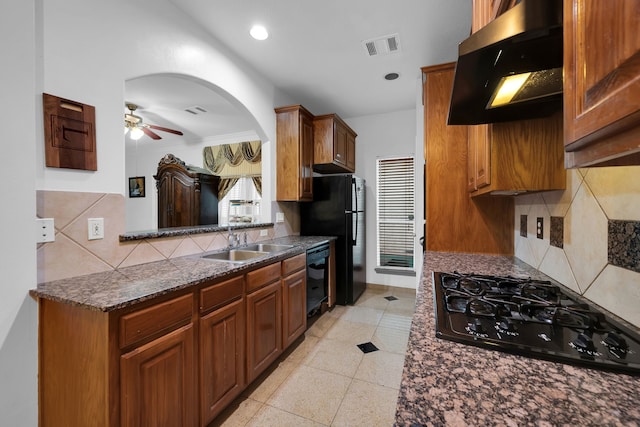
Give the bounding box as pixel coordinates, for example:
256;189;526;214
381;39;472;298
201;243;295;264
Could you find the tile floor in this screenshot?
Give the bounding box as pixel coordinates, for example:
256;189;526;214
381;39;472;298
211;284;417;426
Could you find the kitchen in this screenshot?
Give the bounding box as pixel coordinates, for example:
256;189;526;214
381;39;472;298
4;0;640;426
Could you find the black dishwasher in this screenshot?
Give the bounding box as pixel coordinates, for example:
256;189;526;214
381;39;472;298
306;243;330;316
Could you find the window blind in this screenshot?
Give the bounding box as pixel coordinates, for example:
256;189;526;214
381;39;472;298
376;156;415;271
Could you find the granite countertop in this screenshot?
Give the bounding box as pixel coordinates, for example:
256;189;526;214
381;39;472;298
30;236;333;312
395;251;640;426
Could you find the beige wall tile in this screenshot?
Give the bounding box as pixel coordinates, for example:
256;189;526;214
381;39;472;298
584;166;640;221
585;265;640;327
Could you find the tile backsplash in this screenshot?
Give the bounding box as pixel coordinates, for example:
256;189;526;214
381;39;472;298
36;190;298;283
515;166;640;328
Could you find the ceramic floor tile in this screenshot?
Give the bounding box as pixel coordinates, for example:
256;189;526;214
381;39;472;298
331;378;399;427
243;359;299;403
266;365;351;425
209;397;263;427
383;298;417;317
353;349;406;389
378;312;413;331
371;326;411;355
285;335;320;364
246;405;326;427
304;337;364;377
306;312;339;338
354;291;391;310
324;318;377;344
339;305;384;326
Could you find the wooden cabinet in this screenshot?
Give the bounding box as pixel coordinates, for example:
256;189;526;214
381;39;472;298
563;0;640;167
199;276;245;425
275;105;314;201
120;324;196;427
38;252;309;427
281;253;307;349
154;154;219;228
313;113;357;173
422;62;514;255
246;280;282;383
467;113;566;196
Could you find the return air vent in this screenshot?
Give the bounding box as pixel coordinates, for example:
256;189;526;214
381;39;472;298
362;33;401;57
185;105;208;115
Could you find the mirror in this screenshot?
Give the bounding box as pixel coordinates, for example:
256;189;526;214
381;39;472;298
124;73;264;233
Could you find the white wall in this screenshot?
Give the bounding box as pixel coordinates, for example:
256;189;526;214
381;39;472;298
37;0;294;223
0;0;38;425
346;107;421;289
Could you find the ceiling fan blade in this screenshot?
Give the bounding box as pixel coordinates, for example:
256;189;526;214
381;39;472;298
147;124;184;136
142;127;162;140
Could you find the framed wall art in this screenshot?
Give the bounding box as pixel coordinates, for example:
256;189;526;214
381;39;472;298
128;176;145;198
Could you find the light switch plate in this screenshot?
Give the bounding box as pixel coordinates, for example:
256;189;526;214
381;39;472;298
276;212;285;223
260;229;269;237
536;217;544;239
88;218;104;240
36;218;55;243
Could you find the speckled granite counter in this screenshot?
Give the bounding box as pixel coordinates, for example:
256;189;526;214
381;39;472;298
395;251;640;426
30;236;333;312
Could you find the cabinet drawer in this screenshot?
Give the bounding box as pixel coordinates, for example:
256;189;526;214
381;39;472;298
120;293;193;348
282;253;306;276
246;262;281;293
200;275;244;313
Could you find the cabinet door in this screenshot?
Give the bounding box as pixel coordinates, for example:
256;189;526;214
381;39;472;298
121;324;196;427
346;131;356;171
200;298;245;425
334;122;348;167
564;0;640;167
467;126;491;192
300;113;314;200
246;281;282;383
171;173;196;227
282;269;307;349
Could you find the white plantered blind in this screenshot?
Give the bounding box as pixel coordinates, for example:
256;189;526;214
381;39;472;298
376;156;415;271
219;177;261;224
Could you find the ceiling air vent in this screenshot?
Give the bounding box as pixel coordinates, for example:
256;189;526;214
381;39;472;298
185;105;208;115
362;33;401;57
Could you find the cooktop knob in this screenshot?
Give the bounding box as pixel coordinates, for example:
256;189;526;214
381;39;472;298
498;318;517;333
603;332;628;350
573;332;596;353
469;319;486;334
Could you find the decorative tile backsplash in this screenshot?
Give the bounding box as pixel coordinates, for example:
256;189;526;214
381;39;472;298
36;190;298;283
515;166;640;328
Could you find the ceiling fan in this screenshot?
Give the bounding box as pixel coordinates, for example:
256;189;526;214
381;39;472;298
124;103;184;140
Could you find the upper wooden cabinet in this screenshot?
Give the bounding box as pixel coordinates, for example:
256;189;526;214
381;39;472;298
275;105;314;201
313;113;357;173
468;113;566;196
563;0;640;167
155;154;219;229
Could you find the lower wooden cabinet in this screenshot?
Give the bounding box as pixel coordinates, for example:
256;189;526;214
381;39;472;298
120;324;197;427
246;280;282;383
37;252;310;427
199;298;245;425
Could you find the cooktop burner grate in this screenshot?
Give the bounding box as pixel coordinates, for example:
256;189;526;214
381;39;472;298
432;271;640;375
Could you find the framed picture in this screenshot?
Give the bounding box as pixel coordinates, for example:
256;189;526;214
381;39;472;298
129;176;145;198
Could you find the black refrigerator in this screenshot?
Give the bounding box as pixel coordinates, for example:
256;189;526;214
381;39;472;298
300;175;366;305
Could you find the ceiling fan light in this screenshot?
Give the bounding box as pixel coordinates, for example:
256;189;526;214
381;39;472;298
129;126;144;140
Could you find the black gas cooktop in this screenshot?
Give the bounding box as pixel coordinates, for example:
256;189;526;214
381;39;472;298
433;271;640;375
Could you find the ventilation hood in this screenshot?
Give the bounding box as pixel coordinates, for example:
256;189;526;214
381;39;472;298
448;0;563;125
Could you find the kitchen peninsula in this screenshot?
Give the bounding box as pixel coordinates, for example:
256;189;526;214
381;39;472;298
31;236;332;427
395;252;640;426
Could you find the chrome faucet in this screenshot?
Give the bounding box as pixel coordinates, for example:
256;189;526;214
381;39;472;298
228;224;239;247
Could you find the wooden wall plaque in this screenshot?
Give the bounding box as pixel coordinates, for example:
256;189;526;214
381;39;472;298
43;93;97;170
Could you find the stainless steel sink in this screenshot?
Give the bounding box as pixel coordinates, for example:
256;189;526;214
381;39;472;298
201;249;268;263
241;243;295;253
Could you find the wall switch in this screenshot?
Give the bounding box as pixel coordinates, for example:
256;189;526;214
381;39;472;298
88;218;104;240
259;229;269;237
275;212;285;223
36;218;55;243
536;217;544;239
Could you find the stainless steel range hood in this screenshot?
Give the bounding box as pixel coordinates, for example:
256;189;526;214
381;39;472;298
448;0;563;125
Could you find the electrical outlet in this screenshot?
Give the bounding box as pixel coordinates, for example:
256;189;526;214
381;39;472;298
276;212;285;223
36;218;55;243
259;229;269;237
536;217;544;239
88;218;104;240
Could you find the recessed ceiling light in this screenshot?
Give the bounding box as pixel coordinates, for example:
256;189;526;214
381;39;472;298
250;25;269;41
384;72;400;81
